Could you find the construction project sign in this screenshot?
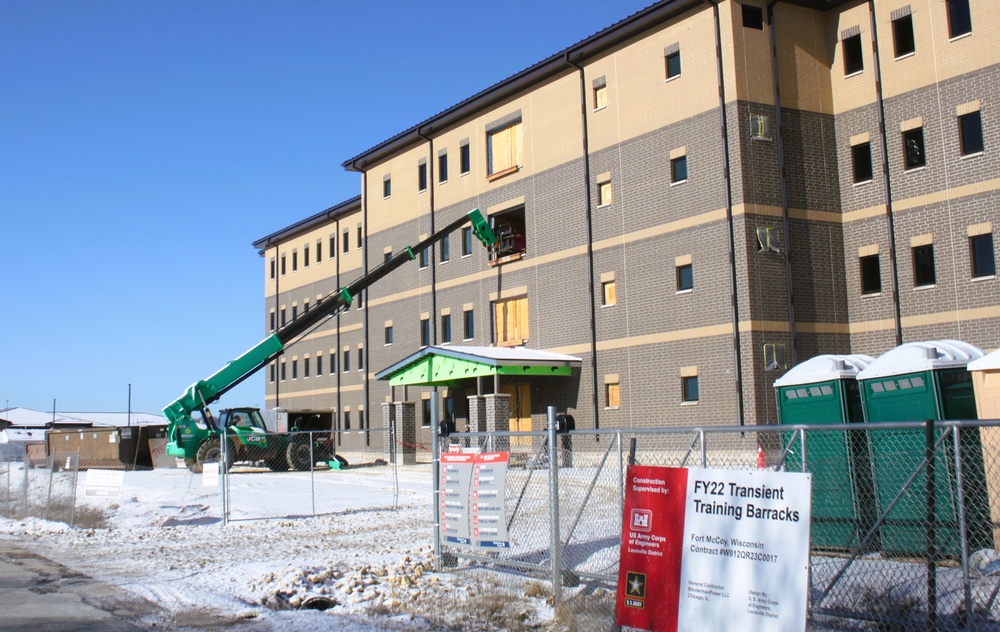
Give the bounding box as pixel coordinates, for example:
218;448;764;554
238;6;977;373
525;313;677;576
616;466;812;631
441;451;509;549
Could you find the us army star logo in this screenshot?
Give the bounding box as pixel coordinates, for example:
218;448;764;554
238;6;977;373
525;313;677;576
626;571;646;598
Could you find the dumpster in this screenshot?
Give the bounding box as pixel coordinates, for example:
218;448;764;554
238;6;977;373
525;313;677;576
969;348;1000;549
857;340;991;557
775;354;878;551
47;426;159;470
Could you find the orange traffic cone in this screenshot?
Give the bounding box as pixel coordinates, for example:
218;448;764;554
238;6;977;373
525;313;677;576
757;445;766;469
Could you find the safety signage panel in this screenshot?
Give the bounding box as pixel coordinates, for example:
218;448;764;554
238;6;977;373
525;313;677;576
441;451;509;549
84;469;125;498
616;466;812;631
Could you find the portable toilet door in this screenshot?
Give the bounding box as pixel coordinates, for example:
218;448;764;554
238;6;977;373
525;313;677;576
969;348;1000;550
857;340;990;558
774;354;877;551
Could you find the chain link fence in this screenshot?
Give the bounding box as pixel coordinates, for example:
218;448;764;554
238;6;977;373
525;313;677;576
435;416;1000;631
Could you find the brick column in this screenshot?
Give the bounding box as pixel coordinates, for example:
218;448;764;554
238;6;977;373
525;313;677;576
394;402;417;465
381;402;395;463
484;393;511;453
467;395;486;432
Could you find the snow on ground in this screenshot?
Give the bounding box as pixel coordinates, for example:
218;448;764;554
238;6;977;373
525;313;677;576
0;464;560;631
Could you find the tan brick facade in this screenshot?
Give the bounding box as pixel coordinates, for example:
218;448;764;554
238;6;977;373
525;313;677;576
254;0;999;441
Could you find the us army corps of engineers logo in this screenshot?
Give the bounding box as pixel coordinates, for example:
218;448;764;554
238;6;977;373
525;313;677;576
624;571;646;608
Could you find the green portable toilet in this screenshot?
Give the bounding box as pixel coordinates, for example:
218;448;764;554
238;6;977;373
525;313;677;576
857;339;990;558
969;349;1000;550
774;354;878;551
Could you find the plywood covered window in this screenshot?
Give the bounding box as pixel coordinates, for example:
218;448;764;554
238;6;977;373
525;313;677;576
493;296;529;346
487;117;522;178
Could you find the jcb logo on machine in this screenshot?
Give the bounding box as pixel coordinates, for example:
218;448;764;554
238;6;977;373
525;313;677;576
244;435;265;443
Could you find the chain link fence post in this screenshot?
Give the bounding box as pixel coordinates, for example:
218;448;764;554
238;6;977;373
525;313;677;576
547;406;562;612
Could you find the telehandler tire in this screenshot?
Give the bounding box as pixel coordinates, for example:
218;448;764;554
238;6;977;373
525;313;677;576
286;436;314;471
196;438;235;472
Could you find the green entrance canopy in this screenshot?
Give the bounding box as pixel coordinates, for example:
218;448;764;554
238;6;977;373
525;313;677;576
374;345;581;387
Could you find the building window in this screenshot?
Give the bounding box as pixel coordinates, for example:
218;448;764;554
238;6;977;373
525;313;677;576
665;50;681;80
343;229;350;253
676;264;693;292
593;82;608;111
903;128;925;170
670;155;688;184
280;361;286;382
606;382;621;409
860;254;882;294
598;180;612;206
292;304;298;321
463;309;474;340
359;409;365;431
329;351;337;375
460;141;471;175
292;359;298;380
420;318;430;347
440;234;450;263
357;226;363;250
462;226;473;257
292;251;298;272
269;363;276;384
947;0;972;39
304;244;310;267
418;162;428;192
316;239;322;262
358;346;364;371
493;296;528;346
971;234;996;278
742;4;764;30
280;307;287;327
344;411;351;431
843;33;864;75
441;314;452;344
491;208;527;262
269;257;275;280
270;311;276;331
316;355;323;376
281;254;286;276
913;244;936;287
303;357;310;378
329;235;336;259
487;119;522;178
892;12;915;58
385;325;393;345
421;399;432;428
749;113;770;140
601;280;616;307
852;142;874;183
764;344;787;371
757;227;781;253
343;350;350;372
438;152;448;184
383;176;391;198
959;111;983;156
419;247;429;269
682;376;699;403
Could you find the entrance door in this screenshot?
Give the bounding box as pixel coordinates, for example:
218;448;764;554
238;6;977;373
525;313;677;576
500;383;532;447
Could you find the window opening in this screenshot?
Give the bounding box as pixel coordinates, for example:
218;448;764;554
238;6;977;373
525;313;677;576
860;254;882;294
971;234;996;278
892;13;915;58
913;244;936;287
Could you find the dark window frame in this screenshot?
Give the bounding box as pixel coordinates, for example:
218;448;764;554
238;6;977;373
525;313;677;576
946;0;972;39
385;325;393;345
440;234;450;263
665;51;682;79
461;226;473;257
682;376;700;403
418;162;428;192
959;111;984;156
670;155;688;184
843;33;864;75
460;143;471;175
463;309;474;340
971;234;996;278
441;314;452;344
438;153;448;183
420;318;430;347
912;244;936;287
742;4;764;30
383;177;391;198
903;127;926;170
676;263;694;292
860;254;882;295
852;142;874;183
892;14;915;58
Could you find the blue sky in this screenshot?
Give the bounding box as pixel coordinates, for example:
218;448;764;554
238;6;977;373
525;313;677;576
1;0;653;415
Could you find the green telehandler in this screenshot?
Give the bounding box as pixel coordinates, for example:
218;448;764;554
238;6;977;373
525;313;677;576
164;209;496;473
